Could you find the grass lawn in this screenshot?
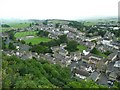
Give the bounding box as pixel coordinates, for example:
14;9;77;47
15;31;38;38
77;44;87;52
25;37;51;45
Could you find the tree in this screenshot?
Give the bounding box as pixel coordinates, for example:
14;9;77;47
1;24;10;28
29;45;52;54
91;40;97;45
21;40;26;44
2;39;6;49
55;23;60;28
28;42;32;46
68;21;84;30
29;23;32;27
65;40;78;52
9;31;16;40
90;47;99;54
37;30;49;37
67;81;82;88
8;42;16;50
2;55;108;88
58;35;68;43
103;50;112;56
43;20;48;25
98;30;106;37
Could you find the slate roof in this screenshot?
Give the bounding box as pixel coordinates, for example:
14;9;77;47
107;52;117;61
109;72;117;81
89;71;100;81
97;73;108;85
72;68;90;77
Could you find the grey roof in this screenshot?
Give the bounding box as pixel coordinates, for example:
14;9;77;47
20;52;32;60
14;43;31;52
109;72;117;79
72;68;90;77
89;71;99;81
43;53;54;61
82;53;103;61
54;53;65;60
69;60;90;69
107;52;117;60
97;73;108;85
59;48;68;55
82;41;95;48
70;51;81;56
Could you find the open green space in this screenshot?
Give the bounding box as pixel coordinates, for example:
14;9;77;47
15;31;51;45
14;31;38;38
25;37;51;45
77;44;87;52
48;19;69;24
0;23;31;32
83;21;97;26
9;23;30;28
0;28;12;32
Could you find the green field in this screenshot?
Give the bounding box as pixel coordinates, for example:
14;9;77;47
0;22;31;32
15;31;38;38
83;22;96;26
0;28;12;32
48;19;69;24
15;31;51;45
0;29;2;32
9;23;30;28
77;44;87;52
25;37;51;45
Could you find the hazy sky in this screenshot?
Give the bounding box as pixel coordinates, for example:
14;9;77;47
0;0;119;20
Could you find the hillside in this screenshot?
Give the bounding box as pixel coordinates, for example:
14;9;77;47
2;54;108;88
